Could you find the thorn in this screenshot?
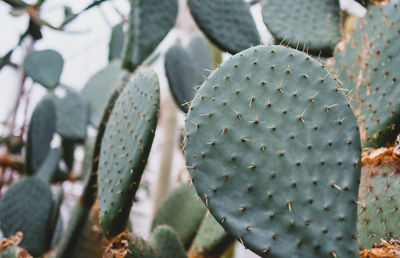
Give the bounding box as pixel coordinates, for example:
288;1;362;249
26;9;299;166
309;91;319;102
325;104;338;112
232;109;241;118
297;110;306;123
205;195;209;206
277;79;284;93
249;97;255;107
288;202;292;213
279;36;287;46
221;128;227;135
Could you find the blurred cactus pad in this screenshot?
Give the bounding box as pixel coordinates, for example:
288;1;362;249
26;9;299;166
2;0;400;257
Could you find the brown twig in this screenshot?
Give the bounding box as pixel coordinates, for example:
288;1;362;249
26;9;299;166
0;153;25;173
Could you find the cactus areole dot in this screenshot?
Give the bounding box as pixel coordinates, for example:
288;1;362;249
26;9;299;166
185;45;361;257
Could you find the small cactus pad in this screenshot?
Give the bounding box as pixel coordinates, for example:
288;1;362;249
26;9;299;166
109;23;124;61
187;0;260;54
81;61;121;127
104;226;187;258
98;67;160;238
185;45;361;257
56;91;88;141
165;45;204;113
187;35;213;78
334;0;400;148
188;214;235;258
25;96;56;175
151;183;207;249
23;49;64;89
122;0;178;71
36;147;61;183
0;177;54;257
261;0;341;57
357;148;400;249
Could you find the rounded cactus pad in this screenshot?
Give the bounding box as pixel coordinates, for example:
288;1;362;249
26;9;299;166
335;0;400;148
185;45;361;257
98;67;160;238
261;0;341;57
122;0;178;71
0;177;54;257
187;0;260;54
357;148;400;249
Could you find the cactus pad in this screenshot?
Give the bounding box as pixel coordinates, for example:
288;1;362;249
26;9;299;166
56;91;88;141
165;45;204;113
185;45;361;257
81;61;121;127
25;96;56;175
36;147;61;183
357;148;400;249
104;226;187;258
187;0;260;54
23;49;64;89
98;67;160;238
335;0;400;147
151;183;207;249
0;177;54;257
187;35;212;78
122;0;178;71
188;214;234;258
261;0;341;57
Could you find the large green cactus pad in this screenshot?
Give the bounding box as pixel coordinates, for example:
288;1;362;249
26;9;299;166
187;0;260;54
357;148;400;249
81;61;121;127
334;0;400;148
0;177;54;257
185;45;361;257
122;0;178;71
98;67;160;238
151;183;207;249
165;45;204;113
23;49;64;89
261;0;341;57
187;35;213;78
25;96;56;175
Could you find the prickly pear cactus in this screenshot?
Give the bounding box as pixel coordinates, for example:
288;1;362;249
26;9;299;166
188;214;234;258
36;147;61;183
261;0;341;57
0;177;54;257
335;0;400;147
25;96;56;175
103;226;187;258
187;0;260;54
122;0;178;71
81;61;121;127
165;45;204;113
187;35;213;78
151;183;207;249
185;45;361;257
56;90;88;141
357;148;400;249
23;49;64;89
98;67;160;238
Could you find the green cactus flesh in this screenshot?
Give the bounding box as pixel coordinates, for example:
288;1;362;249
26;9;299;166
122;0;178;71
165;45;204;113
357;148;400;249
56;90;88;141
187;35;213;78
109;23;124;62
0;177;54;257
261;0;341;57
36;147;61;183
104;225;187;258
23;49;64;89
188;214;235;258
98;67;160;238
334;0;400;148
25;96;56;175
81;60;121;127
184;45;361;257
151;183;207;249
187;0;260;55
